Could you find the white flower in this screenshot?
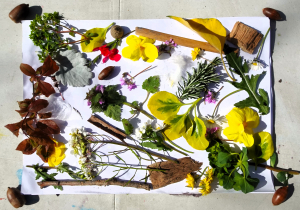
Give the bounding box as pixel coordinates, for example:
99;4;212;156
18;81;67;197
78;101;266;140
134;128;143;139
248;59;263;71
203;114;227;129
151;120;165;132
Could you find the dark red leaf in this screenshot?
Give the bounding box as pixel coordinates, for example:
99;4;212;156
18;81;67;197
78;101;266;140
17;99;32;110
36;120;60;134
36;145;49;162
41;55;59;76
16;139;37;155
21;118;35;134
38;112;52;119
29;131;55;146
20;63;36;76
37;80;55;97
15;109;28;118
28;99;49;112
36;66;42;75
5;121;22;137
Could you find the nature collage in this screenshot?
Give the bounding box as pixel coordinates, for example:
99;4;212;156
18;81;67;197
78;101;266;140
5;4;299;207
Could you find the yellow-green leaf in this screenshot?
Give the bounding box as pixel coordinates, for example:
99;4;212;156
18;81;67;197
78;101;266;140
183;116;209;150
163;114;190;140
80;22;114;53
147;91;184;120
168;16;226;53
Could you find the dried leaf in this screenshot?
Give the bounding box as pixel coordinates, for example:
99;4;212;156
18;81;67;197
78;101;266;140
20;63;36;76
17;99;32;110
5;121;22;137
29;131;55;146
40;55;59;76
16;139;37;155
28;99;49;112
38;112;52;119
15;109;28;118
36;145;50;162
37;80;56;97
55;49;93;87
36;120;60;134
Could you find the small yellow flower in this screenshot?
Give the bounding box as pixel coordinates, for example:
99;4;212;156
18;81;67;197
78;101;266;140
223;107;260;147
48;139;66;167
199;179;211;196
191;48;205;61
186;173;195;189
122;35;158;63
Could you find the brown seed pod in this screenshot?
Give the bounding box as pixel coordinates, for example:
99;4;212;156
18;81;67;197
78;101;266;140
9;4;30;23
111;25;124;39
98;66;114;80
7;187;26;208
272;186;288;205
263;8;282;21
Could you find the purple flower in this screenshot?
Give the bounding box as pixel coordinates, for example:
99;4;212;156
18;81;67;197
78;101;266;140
207;127;219;134
165;41;170;45
99;99;105;105
120;77;127;86
205;91;216;104
173;43;178;47
95;85;100;91
99;85;105;93
87;100;91;106
128;83;137;91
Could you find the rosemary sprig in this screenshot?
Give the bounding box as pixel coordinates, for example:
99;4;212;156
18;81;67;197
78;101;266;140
176;57;222;100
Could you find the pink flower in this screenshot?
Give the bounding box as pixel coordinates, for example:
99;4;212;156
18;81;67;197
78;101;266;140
205;91;216;104
99;99;105;105
87;100;91;106
120;77;127;86
99;85;104;93
128;83;137;91
207;127;219;134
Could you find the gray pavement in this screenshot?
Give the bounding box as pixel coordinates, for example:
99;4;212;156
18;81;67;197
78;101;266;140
0;0;299;209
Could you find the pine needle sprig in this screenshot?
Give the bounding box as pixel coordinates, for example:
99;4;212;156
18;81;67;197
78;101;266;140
176;57;222;101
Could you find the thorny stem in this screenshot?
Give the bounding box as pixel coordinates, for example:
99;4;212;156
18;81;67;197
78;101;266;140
123;102;154;119
220;53;236;82
212;89;243;117
255;27;270;60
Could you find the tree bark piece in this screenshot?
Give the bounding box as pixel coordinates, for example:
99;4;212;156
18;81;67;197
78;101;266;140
227;21;263;54
148;157;202;189
88;115;127;140
37;178;152;191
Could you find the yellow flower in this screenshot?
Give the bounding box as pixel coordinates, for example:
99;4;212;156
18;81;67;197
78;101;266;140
191;48;200;61
186;173;195;189
223;107;259;147
122;35;158;63
48;139;66;167
199;179;211;196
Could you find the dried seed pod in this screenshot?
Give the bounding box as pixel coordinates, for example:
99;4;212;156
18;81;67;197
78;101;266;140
272;186;288;205
263;8;282;21
98;66;114;80
7;187;26;208
111;25;124;39
9;4;30;23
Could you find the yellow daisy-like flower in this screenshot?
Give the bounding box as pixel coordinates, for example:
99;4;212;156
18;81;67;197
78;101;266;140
48;139;66;167
199;178;211;196
122;35;158;63
223;107;259;147
191;48;200;61
186;173;195;189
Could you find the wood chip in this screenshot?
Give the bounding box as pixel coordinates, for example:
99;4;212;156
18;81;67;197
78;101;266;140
227;21;263;54
148;157;202;189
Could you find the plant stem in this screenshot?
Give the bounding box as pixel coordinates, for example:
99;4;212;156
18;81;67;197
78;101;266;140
161;132;194;154
89;139;178;163
255;27;270;60
123;102;154;119
249;162;299;175
133;66;152;78
220;53;236;81
212;89;243;116
94;162;166;172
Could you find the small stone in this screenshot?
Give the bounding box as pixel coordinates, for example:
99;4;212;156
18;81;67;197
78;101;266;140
111;25;124;39
279;79;282;83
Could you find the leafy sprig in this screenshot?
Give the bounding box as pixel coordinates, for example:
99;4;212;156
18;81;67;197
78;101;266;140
32;164;62;190
176;57;221;100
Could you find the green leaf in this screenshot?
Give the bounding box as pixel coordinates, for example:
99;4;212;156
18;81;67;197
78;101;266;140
122;119;133;135
182;116;208;150
233;171;259;193
277;172;287;183
216;152;232;167
148;91;184;120
104;104;122;121
53;185;63;191
222;175;235;190
163;113;189;140
270;152;277;167
236;147;250;177
132;101;139;107
226;52;270;115
142;76;160;93
140;142;159;149
69;31;75;37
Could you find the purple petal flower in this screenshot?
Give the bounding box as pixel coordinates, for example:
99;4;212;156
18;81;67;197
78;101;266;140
173;43;178;47
87;100;91;106
100;85;105;93
128;83;137;91
165;41;170;45
95;85;100;91
120;77;127;86
99;99;105;105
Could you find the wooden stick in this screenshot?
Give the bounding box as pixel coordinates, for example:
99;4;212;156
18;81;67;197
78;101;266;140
88;115;127;141
249;162;300;175
37;178;152;191
135;27;220;53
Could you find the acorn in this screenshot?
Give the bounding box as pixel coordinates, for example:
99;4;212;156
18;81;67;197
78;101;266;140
110;25;124;39
98;66;114;80
263;8;282;21
9;4;30;23
7;187;26;208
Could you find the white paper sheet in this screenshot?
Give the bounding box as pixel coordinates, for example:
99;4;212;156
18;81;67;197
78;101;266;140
21;17;274;195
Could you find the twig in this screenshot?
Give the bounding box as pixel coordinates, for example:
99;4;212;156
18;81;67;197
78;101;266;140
37;178;152;191
249;162;300;175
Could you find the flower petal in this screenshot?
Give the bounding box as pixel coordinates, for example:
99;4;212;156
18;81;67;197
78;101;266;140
126;35;141;46
223;126;240;142
140;36;156;44
141;43;158;63
243;107;260;128
240;131;254;147
226;107;245;127
122;46;141;61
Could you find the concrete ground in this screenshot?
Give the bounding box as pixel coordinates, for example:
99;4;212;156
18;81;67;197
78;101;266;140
0;0;299;209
